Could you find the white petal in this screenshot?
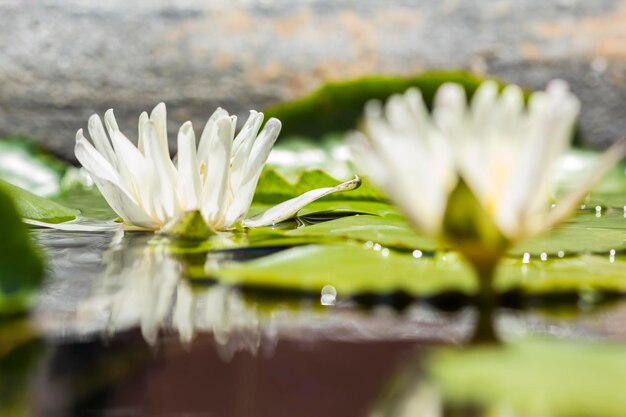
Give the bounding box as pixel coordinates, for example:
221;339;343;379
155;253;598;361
76;131;157;226
109;130;153;207
404;88;434;136
76;130;159;227
243;176;362;228
176;121;201;211
87;114;118;168
103;108;120;134
495;82;580;236
149;102;178;178
230;111;264;195
209;107;229;123
222;118;281;227
142;121;180;222
75;130;127;192
201;116;233;227
233;110;263;159
137;111;149;154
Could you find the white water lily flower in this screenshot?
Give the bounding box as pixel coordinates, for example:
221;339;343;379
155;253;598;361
75;103;360;231
352;80;626;247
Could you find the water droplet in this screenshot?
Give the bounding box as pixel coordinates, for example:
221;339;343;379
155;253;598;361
381;248;390;257
540;252;548;261
595;205;602;217
365;241;374;249
609;249;616;263
373;243;382;252
321;285;337;306
557;250;565;258
522;252;531;264
412;249;423;259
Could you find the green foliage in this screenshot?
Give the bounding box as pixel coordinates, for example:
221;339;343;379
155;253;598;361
264;71;493;140
0;180;78;224
0;188;45;313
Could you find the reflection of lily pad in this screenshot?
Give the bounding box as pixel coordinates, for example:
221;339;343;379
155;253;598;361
429;340;626;417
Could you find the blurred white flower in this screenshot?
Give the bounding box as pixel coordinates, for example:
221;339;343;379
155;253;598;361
75;103;360;231
352;80;625;247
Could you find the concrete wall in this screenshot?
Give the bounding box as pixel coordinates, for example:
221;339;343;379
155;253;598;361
1;0;625;159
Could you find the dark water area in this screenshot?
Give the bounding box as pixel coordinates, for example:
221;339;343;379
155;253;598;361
2;228;625;417
33;332;424;417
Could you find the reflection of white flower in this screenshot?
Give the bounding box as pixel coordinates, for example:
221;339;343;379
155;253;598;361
352;80;625;243
77;236;262;352
75;103;360;231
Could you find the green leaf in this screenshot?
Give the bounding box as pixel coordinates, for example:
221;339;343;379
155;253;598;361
428;340;626;417
52;185;117;221
215;244;475;296
0;187;45;313
212;243;626;297
253;167;384;204
511;210;625;256
265;72;499;140
284;215;438;251
0;180;78;224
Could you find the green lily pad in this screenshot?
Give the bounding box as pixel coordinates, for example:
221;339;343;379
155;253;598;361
0;188;45;313
285;215;438;251
511;211;625;256
212;243;626;297
0;180;78;224
246;206;625;257
254;167;384;204
428;340;626;417
53;185;117;221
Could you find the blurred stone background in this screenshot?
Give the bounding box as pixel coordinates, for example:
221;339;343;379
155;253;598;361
1;0;625;160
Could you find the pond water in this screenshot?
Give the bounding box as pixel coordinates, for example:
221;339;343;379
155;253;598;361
2;228;626;416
